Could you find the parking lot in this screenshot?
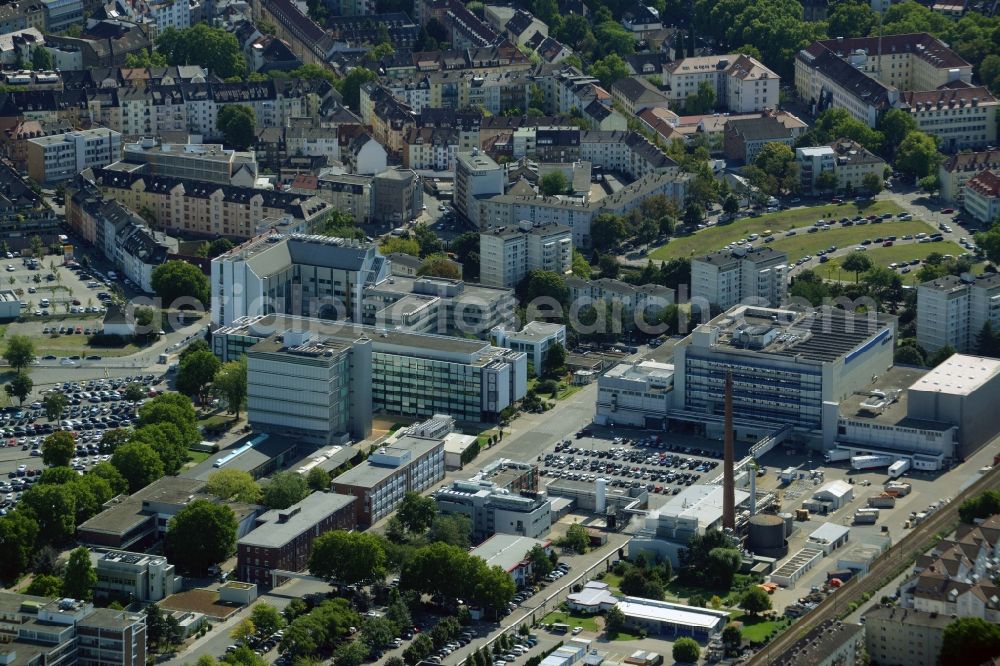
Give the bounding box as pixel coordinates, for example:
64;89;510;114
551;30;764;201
0;372;165;514
538;432;731;499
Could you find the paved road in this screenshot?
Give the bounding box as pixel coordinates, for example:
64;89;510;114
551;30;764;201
747;462;1000;665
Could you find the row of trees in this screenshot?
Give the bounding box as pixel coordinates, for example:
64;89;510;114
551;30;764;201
174;339;248;415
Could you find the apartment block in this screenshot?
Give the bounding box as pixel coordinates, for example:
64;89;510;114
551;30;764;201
42;0;83;31
213;314;527;424
237;491;357;587
314;173;372;223
66;177;176;293
939;150;1000;203
691;246;789;309
797;138;886;194
961;170;1000;224
566;276;674;326
490;321;566;377
481;171;689;248
795;34;995;150
332;434;446;527
863;606;950;666
434;478;551;543
118;138;258;186
94;551;180;603
87;166;331;239
371;167;422;225
479;220;572;288
455;149;504;226
723;115;804;163
403;126;459;171
246;329;373;443
916;273;1000;353
664;54;780;113
26;127;122;183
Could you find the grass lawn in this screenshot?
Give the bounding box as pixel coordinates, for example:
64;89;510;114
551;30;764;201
540;610;602;633
601;572;623;594
185;449;212;466
767;219;936;260
734;614;787;643
649;201;904;261
815;241;966;285
610;631;643;641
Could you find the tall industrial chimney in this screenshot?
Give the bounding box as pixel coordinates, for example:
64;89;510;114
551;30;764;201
723;370;736;530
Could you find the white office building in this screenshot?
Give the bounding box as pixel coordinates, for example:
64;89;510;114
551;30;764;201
210;234;391;327
916;273;1000;353
434;478;552;543
26;128;122;183
214;314;528;424
595;360;674;429
672;305;896;438
94;550;181;603
691;247;788;310
479;220;572;288
455;150;504;227
490;321;566;377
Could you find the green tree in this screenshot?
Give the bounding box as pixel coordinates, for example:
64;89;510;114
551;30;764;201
90;462;128;495
862;171;884;194
976;224;1000;266
561;523;589;553
41;431;74;468
21;484;76;545
207;238;235;257
539;171;570;196
842;251;874;283
250;604;285;636
896;131;942;180
206;469;261;503
361;617;396;652
739;587;772;616
827;0;877;38
417;255;461;279
722;195;739;218
5;373;32;406
589;53;629;87
894;344;926;367
919;174;941;194
218;105;256;150
519;270;569;306
683;80;716;114
572;249;592;278
672;637;700;664
129;423;187;476
155;25;246;78
959;490;1000;524
0;511;38;582
4;335;35;372
151;260;209;307
306;467;331;491
261;471;308;510
397;492;436;533
450;232;481;281
111;441;165;493
31;46;53;70
939;616;1000;665
543;342;566;377
929;344;956;367
42;392;67;422
605;605;625;635
722;623;743;652
380;236;421;256
748;142;799;196
139;393;201;448
878;108;918;159
310;530;387;585
166;500;238;574
63;547;97;600
590;213;627;251
98;428;131;455
527;545;554;581
815;169;839;194
338;67;378;110
213;356;247;416
26;574;62;597
427;513;471;549
231;618;256;644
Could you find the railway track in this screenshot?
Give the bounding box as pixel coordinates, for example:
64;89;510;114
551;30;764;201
748;464;1000;665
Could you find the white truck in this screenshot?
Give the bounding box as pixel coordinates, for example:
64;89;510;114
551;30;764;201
887;459;911;479
824;449;852;463
851;455;895;470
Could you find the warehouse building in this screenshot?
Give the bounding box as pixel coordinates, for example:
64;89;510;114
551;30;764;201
469;534;551;588
614;598;729;640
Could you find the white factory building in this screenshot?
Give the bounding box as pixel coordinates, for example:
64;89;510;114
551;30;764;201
595;360;674;428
